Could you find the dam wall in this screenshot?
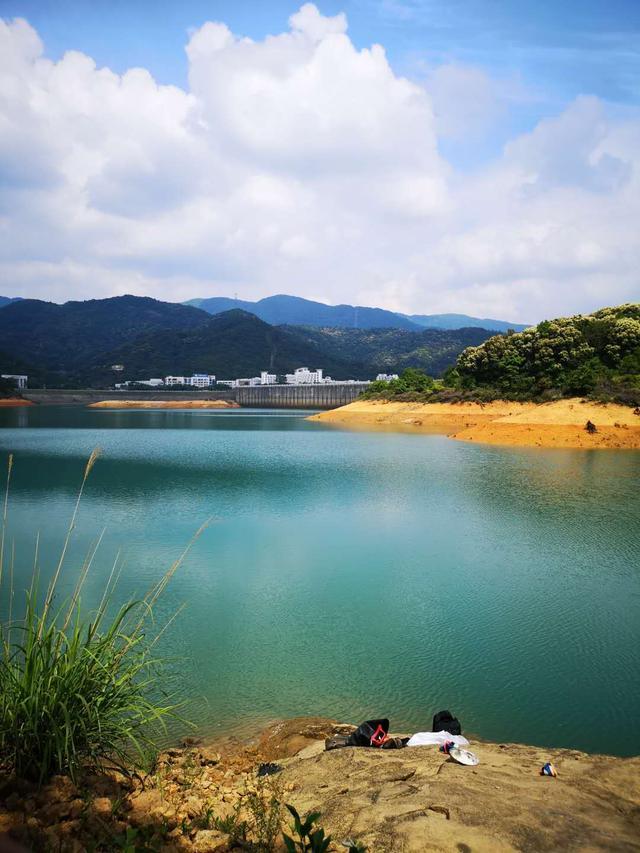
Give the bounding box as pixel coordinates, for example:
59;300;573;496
236;383;368;409
24;384;368;409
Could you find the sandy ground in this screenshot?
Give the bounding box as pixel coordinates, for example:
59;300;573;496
310;399;640;449
88;399;239;409
0;398;34;407
2;717;638;852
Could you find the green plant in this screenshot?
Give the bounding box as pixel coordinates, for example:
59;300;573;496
283;804;331;853
213;802;248;844
244;775;284;852
0;450;205;784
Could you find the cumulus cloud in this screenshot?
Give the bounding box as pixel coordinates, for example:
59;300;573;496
0;7;638;321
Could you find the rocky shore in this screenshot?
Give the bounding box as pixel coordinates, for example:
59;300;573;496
1;718;639;852
310;399;640;449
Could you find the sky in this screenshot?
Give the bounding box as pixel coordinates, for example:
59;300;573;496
0;1;639;321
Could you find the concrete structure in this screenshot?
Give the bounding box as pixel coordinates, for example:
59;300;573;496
236;382;369;408
23;384;367;409
376;373;399;381
260;371;277;385
165;376;186;386
1;374;28;390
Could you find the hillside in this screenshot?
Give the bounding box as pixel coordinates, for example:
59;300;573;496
405;312;529;332
0;296;22;308
186;293;527;332
90;310;367;385
293;325;493;376
0;296;210;385
91;314;494;386
363;303;640;406
456;303;640;402
186;293;421;330
0;295;496;387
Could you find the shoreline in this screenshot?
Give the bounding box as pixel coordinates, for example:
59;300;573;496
0;398;34;407
88;399;240;409
309;398;640;449
2;717;638;851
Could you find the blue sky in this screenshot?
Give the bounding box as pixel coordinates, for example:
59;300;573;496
0;1;638;318
3;1;639;95
3;0;639;150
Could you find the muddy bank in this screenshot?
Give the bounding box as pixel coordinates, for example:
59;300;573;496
88;399;240;410
0;398;34;407
310;399;640;449
1;717;639;851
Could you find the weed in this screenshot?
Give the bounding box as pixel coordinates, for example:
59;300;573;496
0;450;206;784
243;774;284;852
283;803;330;852
213;801;248;844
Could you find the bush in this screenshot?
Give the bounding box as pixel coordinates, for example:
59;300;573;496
0;451;201;784
361;368;435;400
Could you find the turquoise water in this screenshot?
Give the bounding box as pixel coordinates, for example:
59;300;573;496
1;406;639;756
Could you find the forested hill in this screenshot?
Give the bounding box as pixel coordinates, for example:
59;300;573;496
456;304;640;403
186;293;528;332
0;295;495;387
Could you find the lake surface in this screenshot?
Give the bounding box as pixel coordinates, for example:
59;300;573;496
1;406;639;756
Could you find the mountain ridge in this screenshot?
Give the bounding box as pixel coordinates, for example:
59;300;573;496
186;293;529;332
0;296;495;387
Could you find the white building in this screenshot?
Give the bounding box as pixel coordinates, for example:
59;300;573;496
189;373;216;388
1;374;28;390
285;367;325;385
376;373;399;382
116;378;164;388
260;371;277;385
164;374;216;387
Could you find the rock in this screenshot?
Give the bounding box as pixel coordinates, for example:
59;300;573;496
192;828;230;852
91;797;112;817
199;749;221;767
40;775;78;804
68;798;85;820
4;792;22;811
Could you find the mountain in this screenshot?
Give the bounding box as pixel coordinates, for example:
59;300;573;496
92;310;366;386
186;294;421;330
186;293;529;332
0;295;496;387
291;326;494;377
0;295;210;385
403;313;529;332
96;312;494;386
0;296;23;308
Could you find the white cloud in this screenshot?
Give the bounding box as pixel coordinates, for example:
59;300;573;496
0;7;638;322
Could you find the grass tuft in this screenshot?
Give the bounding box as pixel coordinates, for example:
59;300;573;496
0;450;199;784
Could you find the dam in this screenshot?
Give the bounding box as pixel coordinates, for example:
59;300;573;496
24;384;368;409
235;383;368;409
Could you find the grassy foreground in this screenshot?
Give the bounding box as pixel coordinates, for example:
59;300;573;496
0;451;204;784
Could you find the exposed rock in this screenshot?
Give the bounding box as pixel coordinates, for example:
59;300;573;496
191;829;230;852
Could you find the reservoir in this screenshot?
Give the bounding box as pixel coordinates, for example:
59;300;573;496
1;405;638;756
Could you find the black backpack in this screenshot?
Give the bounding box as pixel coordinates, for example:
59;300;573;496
432;709;461;736
347;718;390;747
